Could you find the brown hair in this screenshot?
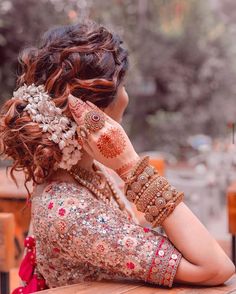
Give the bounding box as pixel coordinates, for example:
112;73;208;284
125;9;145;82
0;20;129;191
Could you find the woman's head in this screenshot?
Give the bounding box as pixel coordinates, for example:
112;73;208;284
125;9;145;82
0;20;129;185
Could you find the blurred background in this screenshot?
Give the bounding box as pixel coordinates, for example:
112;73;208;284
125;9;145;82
0;0;236;292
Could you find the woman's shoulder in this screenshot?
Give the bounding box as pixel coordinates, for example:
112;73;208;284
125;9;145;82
31;180;103;223
32;180;95;203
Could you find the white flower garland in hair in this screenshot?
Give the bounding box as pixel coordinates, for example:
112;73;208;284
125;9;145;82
13;83;82;170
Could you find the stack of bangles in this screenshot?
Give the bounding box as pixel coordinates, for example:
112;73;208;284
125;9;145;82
123;156;184;227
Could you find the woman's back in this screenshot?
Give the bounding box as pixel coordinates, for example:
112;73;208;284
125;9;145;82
31;179;182;288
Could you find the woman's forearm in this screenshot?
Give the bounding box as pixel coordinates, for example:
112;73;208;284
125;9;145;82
162;201;235;284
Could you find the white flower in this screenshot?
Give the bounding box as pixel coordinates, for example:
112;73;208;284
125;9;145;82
62;133;69;140
58;161;68;169
60;117;69;126
33;96;39;103
48;125;55;132
14;83;82;170
41;124;49;132
66;130;74;139
24;105;31;111
35;114;42;123
29;108;37;115
55;126;62;134
59;140;66;150
51;134;59;143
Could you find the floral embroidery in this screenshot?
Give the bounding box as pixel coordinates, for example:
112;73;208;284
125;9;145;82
143;227;150;233
53;220;68;234
77;200;88;210
31;181;182;289
57;207;68;218
65;198;79;205
48;201;54;210
126;262;135;269
142;242;155;255
93;240;109;255
123;257;141;276
58;208;66;216
122;236;137;250
52;247;60;254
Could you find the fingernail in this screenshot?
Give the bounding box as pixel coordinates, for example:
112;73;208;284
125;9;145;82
68;94;78;107
68;94;84;107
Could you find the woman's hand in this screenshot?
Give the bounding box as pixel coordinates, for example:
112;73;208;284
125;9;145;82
68;95;140;179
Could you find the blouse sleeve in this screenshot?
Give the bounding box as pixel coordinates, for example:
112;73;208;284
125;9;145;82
46;182;182;288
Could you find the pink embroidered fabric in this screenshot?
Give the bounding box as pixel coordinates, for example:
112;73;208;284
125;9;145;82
31;181;182;289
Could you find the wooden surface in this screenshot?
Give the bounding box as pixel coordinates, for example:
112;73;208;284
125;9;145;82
0;168;31;264
0;168;30;199
0;213;15;271
37;274;236;294
227;181;236;234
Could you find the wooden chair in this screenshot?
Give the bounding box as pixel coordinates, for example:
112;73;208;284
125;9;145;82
0;213;15;294
0;169;31;265
227;181;236;265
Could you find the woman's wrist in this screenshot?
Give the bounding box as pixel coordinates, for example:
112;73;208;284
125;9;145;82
115;153;140;181
122;156;184;227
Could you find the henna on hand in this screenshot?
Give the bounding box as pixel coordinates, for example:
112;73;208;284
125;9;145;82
96;127;126;158
68;95;139;171
115;159;139;180
68;95;89;124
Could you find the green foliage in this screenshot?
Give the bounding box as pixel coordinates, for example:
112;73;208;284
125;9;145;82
0;0;236;157
0;0;67;100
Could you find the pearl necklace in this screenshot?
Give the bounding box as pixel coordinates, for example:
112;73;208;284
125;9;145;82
70;164;126;211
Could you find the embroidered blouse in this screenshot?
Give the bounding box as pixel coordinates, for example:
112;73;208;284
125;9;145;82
31;178;182;289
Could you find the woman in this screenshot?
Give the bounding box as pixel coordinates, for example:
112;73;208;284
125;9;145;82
0;20;235;293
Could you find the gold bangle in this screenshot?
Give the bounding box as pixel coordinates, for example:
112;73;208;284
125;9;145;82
125;167;156;193
144;191;183;224
151;192;184;227
126;156;150;183
124;157;184;228
125;174;159;203
136;176;169;212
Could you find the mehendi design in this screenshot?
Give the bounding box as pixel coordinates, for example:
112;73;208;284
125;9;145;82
96;127;126;158
115;160;138;180
68;95;89;123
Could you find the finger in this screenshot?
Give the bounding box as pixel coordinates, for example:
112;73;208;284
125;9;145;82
81;140;94;157
77;136;94;159
76;126;92;142
76;128;94;158
68;94;90;125
69;95;107;134
85;100;118;126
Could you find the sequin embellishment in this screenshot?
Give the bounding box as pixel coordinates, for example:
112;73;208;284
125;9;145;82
31;181;182;289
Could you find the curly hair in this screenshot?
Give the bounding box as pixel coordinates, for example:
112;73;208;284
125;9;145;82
0;20;129;190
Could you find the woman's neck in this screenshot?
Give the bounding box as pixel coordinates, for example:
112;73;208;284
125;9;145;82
49;152;95;183
76;151;95;171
